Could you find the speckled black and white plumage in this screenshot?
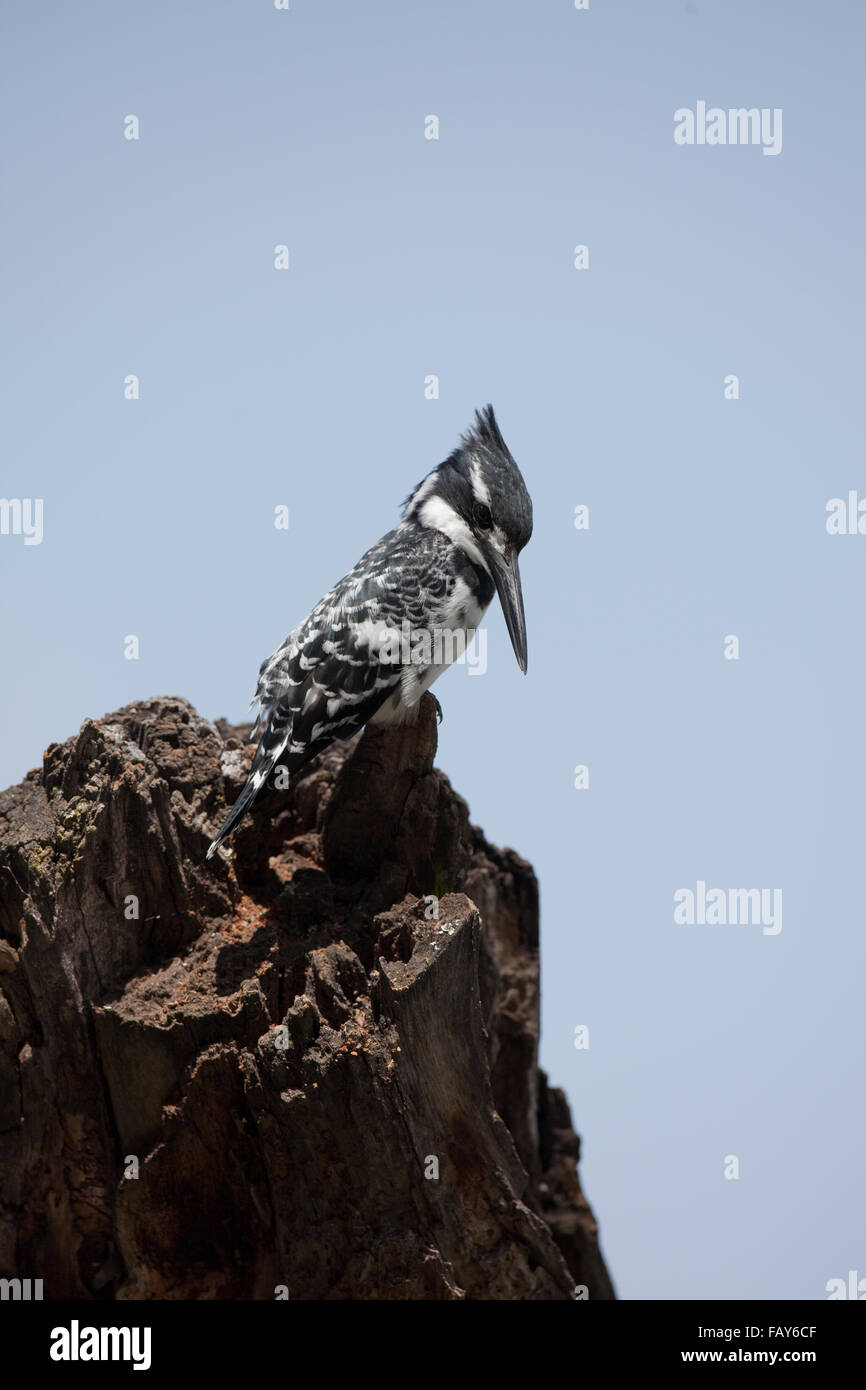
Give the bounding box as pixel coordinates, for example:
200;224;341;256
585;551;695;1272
207;405;532;858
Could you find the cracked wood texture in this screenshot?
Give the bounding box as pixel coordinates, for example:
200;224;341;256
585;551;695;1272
0;694;614;1300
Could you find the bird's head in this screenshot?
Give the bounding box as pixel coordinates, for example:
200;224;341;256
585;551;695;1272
405;405;533;672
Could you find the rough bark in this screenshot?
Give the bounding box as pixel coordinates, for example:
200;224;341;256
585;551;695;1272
0;694;614;1300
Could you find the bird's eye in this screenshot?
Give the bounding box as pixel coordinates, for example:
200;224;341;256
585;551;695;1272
474;503;493;531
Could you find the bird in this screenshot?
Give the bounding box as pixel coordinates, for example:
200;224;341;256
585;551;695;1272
207;405;532;858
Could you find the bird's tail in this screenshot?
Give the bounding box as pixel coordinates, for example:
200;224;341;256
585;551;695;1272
206;776;261;859
206;733;286;859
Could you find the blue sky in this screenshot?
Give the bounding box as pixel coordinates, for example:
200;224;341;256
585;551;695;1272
2;0;864;1299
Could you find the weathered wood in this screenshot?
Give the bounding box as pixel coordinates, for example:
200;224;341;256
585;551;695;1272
0;694;614;1300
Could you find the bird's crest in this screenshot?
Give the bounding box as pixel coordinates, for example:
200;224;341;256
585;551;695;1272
402;404;516;517
452;404;514;466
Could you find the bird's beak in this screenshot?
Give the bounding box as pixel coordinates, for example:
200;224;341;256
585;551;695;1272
485;544;528;673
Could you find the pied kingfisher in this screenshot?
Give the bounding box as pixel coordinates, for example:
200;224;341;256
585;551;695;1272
207;405;532;858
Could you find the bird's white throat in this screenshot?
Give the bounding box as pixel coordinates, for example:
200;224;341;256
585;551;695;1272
417;494;491;575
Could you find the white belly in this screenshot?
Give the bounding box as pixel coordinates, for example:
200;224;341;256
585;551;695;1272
370;586;487;727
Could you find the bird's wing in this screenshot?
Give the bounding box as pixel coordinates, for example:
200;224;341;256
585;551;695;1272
251;525;432;763
207;525;445;857
252;602;403;780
